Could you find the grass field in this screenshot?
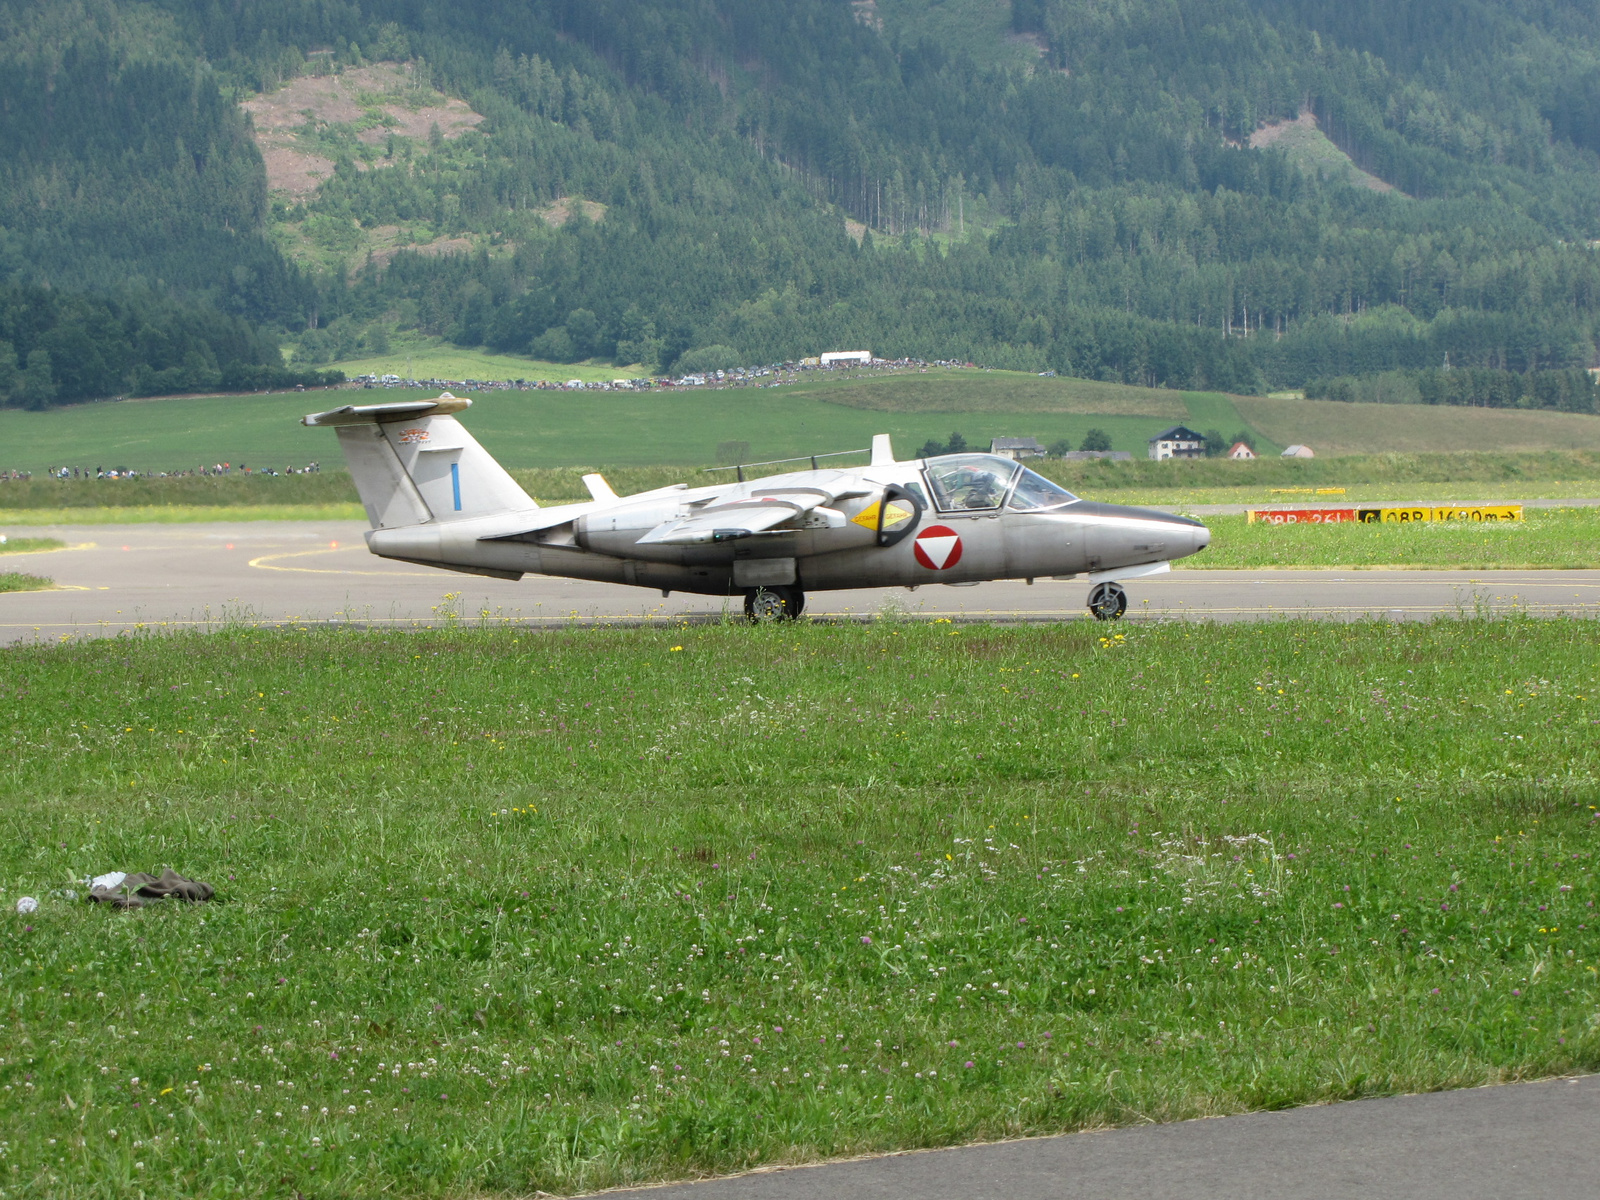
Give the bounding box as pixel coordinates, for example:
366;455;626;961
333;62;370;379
1;621;1596;1197
1178;393;1281;453
1192;508;1600;570
10;370;1600;479
1235;397;1600;455
0;505;368;527
0;375;1193;476
325;342;641;386
787;372;1188;418
0;537;64;554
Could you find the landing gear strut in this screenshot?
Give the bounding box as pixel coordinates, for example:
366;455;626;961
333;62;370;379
744;586;805;622
1087;581;1127;621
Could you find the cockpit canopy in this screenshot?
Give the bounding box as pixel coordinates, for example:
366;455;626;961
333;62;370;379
922;453;1078;512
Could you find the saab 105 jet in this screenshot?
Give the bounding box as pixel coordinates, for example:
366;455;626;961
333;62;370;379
302;393;1209;620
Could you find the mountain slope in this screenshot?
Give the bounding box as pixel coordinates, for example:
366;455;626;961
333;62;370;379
6;0;1600;404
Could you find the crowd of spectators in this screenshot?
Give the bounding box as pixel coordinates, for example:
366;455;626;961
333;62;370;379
1;462;322;482
347;357;971;394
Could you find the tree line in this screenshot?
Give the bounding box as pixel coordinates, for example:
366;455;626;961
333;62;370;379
0;284;340;410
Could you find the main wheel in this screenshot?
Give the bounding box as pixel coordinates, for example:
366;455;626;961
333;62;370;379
1087;581;1127;621
744;586;804;622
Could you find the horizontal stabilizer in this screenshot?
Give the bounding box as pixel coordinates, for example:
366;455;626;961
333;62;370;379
303;393;471;427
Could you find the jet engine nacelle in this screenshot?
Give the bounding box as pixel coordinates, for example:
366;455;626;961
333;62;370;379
573;500;691;559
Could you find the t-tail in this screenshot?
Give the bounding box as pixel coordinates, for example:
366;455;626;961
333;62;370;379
301;394;537;528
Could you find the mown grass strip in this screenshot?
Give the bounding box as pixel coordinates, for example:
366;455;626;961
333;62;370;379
0;620;1596;1196
0;537;65;554
0;504;367;526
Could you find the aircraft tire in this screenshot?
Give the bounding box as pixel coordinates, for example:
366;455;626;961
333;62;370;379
1087;581;1127;621
744;586;804;622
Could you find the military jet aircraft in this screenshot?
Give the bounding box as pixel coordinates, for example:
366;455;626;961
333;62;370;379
302;393;1209;620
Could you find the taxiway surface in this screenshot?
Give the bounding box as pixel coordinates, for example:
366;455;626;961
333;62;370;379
3;520;1598;643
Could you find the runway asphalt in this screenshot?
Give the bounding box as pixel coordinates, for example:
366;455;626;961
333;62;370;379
619;1074;1600;1200
3;520;1600;643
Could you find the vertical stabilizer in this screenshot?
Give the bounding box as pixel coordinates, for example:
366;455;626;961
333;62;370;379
335;425;432;528
304;394;539;529
871;433;895;465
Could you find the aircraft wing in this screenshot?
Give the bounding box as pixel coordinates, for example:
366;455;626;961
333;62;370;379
636;485;854;545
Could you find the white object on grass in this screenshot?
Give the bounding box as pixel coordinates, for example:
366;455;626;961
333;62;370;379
16;896;38;914
90;871;127;890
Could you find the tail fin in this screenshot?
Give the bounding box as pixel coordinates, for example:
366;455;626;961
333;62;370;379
303;394;537;528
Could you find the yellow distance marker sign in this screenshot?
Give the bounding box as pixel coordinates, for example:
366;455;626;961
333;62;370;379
1356;505;1523;523
1429;505;1524;522
1248;504;1524;524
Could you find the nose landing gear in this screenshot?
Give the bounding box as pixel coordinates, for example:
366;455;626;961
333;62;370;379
745;586;805;622
1087;581;1127;621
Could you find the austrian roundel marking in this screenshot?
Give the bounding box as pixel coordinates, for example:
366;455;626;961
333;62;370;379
913;524;963;570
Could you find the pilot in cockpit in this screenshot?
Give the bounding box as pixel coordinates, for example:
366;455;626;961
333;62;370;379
948;464;1004;509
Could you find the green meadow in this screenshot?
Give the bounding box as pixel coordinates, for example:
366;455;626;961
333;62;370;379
10;368;1600;483
0;620;1596;1197
0;372;1199;476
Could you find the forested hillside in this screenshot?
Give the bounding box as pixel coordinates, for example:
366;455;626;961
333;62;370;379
6;0;1600;405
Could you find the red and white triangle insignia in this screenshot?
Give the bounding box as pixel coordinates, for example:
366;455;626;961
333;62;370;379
914;525;963;570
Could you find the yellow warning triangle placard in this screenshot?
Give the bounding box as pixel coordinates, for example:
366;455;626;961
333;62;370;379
852;500;914;531
881;501;913;528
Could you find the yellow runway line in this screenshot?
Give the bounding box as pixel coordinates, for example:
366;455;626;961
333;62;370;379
247;547;440;577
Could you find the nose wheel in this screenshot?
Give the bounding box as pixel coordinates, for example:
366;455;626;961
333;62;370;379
1087;581;1127;621
745;586;805;622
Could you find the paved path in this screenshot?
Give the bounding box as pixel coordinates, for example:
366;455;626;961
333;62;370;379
619;1075;1599;1200
3;520;1599;643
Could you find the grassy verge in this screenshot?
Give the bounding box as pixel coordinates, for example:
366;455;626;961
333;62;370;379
1193;507;1600;570
0;505;367;526
0;475;358;509
0;537;65;554
1;622;1596;1197
0;570;52;591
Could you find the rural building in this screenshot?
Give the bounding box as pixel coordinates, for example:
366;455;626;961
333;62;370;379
1227;441;1256;459
1281;444;1315;458
989;437;1046;460
1059;450;1132;461
1148;425;1207;460
820;350;871;366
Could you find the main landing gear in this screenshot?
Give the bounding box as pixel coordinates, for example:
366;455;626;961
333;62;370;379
1086;581;1127;621
744;586;805;622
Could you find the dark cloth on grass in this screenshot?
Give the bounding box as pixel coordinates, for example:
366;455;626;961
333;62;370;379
89;869;214;908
